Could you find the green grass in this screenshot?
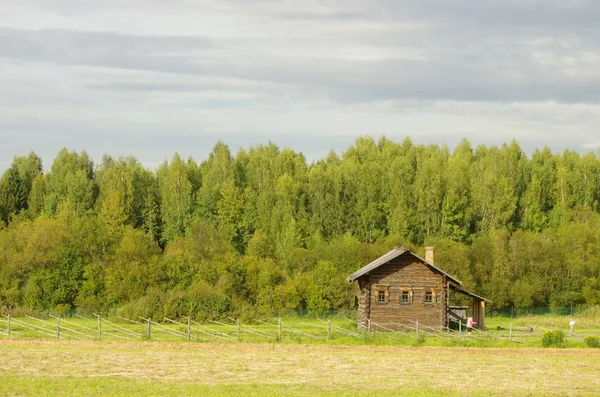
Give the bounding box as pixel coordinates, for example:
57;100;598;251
0;376;467;397
2;313;600;348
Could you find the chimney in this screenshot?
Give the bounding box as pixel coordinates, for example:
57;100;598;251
425;247;434;264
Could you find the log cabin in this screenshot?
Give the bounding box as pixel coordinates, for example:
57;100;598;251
347;246;487;332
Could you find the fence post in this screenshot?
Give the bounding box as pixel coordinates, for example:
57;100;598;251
509;322;512;342
367;319;371;334
98;314;102;340
237;319;240;342
278;318;282;342
569;320;575;335
416;319;419;339
56;316;61;339
327;320;331;342
147;318;151;340
7;314;10;339
459;320;462;335
187;317;191;341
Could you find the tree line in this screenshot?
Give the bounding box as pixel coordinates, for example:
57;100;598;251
0;137;599;319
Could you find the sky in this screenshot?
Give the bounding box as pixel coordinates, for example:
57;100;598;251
1;0;599;173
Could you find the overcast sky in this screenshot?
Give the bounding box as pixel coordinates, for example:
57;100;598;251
1;0;599;172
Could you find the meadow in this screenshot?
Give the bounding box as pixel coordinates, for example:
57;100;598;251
1;339;600;396
2;312;600;396
2;310;600;347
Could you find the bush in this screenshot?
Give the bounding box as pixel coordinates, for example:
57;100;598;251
584;336;599;348
541;330;565;347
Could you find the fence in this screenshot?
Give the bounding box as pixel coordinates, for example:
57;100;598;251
487;305;600;318
1;312;599;345
0;314;335;343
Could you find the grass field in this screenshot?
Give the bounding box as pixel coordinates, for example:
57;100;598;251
2;313;600;347
1;339;600;396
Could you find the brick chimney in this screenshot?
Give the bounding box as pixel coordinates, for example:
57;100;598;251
425;247;434;264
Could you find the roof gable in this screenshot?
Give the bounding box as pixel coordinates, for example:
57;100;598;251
346;246;462;285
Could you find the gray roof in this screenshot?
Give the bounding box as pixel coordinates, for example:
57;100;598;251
450;284;491;302
346;246;463;285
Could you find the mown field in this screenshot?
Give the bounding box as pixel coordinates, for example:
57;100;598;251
1;339;600;396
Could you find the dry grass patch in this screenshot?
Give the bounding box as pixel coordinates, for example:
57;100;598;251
1;340;599;396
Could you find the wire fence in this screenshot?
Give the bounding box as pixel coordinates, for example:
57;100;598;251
487;305;600;318
1;312;599;345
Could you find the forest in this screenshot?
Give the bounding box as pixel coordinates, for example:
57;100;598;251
0;137;599;319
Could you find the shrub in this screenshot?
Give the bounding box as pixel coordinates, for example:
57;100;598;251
541;330;565;347
584;336;599;348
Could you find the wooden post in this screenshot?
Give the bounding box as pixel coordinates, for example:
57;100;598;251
98;314;102;340
187;317;191;341
56;316;61;339
146;318;151;340
416;319;419;339
367;319;371;334
278;318;282;342
237;319;240;342
509;322;512;342
7;314;10;339
480;300;486;331
327;320;331;342
459;320;462;335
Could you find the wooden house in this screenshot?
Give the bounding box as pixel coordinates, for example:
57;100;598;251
347;246;487;331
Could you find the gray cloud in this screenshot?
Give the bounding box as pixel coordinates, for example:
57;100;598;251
377;1;599;26
0;0;599;173
2;26;599;105
0;27;213;69
87;81;224;93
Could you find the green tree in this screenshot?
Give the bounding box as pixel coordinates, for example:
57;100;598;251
216;180;244;251
104;227;163;305
196;142;234;224
385;138;418;241
0;152;43;223
520;147;556;231
305;260;354;312
157;154;194;243
307;152;345;239
441;139;473;242
340;137;388;242
0;167;28;223
470;145;517;233
411;144;448;241
43;149;96;216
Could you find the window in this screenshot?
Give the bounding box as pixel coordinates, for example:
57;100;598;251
424;291;433;304
374;285;389;304
399;288;412;305
401;290;410;304
423;289;437;305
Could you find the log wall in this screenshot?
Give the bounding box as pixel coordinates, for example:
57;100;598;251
357;254;445;330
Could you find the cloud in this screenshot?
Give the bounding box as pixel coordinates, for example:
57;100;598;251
2;26;599;106
0;0;599;173
87;81;223;93
581;142;600;150
0;27;215;74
